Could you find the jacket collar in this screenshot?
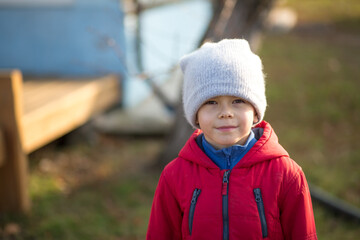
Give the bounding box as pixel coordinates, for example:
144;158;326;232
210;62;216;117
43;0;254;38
178;121;289;169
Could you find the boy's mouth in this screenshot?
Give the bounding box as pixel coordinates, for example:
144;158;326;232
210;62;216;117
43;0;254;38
216;126;237;131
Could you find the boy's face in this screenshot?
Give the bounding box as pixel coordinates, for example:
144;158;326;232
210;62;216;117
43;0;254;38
197;96;258;150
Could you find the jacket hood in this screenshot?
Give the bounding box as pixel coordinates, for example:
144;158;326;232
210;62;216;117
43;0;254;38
178;121;289;169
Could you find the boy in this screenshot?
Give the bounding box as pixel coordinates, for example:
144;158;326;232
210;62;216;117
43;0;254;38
147;39;317;240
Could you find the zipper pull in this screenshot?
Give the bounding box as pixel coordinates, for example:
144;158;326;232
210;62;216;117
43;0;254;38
222;170;230;195
191;189;201;204
254;188;262;202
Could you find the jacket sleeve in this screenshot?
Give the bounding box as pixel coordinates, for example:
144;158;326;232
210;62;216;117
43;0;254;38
280;170;317;240
146;171;183;240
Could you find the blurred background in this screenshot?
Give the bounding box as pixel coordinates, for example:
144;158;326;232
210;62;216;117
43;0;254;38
0;0;359;239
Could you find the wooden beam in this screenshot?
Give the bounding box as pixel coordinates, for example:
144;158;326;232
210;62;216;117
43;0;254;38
0;128;5;167
310;184;360;221
0;70;31;213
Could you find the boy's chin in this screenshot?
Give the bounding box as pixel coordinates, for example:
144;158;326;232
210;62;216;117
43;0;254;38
209;141;238;150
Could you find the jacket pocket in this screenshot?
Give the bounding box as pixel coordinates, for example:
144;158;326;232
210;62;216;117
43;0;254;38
189;188;201;235
254;188;268;238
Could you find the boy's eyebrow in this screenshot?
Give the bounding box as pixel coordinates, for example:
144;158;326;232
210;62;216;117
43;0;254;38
233;96;247;101
206;97;218;101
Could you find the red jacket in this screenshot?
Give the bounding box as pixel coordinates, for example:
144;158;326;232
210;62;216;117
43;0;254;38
147;121;317;240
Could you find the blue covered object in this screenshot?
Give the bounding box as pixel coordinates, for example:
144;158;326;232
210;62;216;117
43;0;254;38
0;0;126;77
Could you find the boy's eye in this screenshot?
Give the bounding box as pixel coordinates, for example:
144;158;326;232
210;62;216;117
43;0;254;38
233;99;245;104
204;100;217;105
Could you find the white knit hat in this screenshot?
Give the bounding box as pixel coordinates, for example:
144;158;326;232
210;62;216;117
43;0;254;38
180;39;266;128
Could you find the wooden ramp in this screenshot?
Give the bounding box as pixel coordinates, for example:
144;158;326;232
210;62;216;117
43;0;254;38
0;70;120;213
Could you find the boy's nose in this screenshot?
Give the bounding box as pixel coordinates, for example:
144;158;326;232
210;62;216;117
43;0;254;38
218;105;234;119
219;112;234;118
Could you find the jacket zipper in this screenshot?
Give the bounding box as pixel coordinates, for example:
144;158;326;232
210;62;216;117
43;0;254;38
189;188;201;235
222;170;231;240
254;188;268;238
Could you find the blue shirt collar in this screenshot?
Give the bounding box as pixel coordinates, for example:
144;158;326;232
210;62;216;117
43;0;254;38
201;130;257;169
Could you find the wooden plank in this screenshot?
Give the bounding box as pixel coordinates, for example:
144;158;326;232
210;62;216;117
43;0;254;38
0;128;5;167
22;75;120;153
0;71;119;213
0;70;31;213
23;80;87;114
23;77;116;114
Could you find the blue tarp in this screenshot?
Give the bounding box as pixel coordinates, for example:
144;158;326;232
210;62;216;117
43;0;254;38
0;0;126;77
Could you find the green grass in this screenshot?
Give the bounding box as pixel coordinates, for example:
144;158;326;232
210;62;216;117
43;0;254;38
26;177;157;240
260;33;360;207
314;203;360;240
259;2;360;236
0;137;162;240
285;0;360;28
